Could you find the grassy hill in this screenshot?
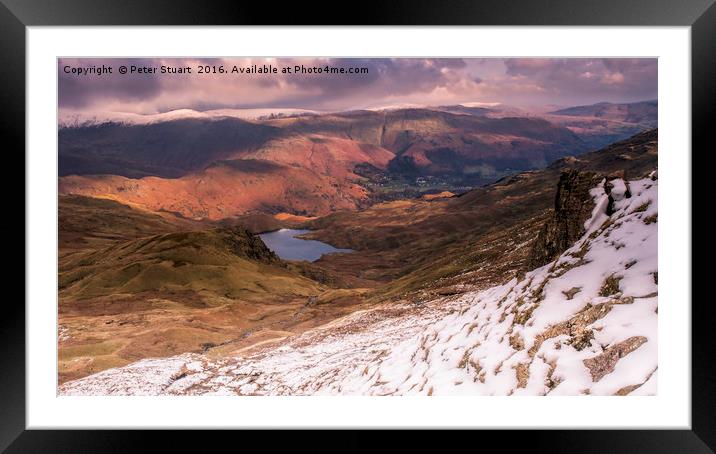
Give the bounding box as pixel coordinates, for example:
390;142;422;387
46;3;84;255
57;205;369;384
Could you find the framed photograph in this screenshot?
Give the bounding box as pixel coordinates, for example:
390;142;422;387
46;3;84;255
6;0;713;451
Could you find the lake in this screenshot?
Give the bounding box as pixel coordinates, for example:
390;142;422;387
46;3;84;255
258;229;353;262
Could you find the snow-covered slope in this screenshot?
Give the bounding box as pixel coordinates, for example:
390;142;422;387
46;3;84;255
60;175;658;396
58;108;320;127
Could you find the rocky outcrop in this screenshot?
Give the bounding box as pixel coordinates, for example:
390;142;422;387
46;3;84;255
583;336;648;382
216;226;281;265
603;172;632;216
527;170;603;269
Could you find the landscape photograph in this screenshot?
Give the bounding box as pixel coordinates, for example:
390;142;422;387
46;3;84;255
57;57;658;396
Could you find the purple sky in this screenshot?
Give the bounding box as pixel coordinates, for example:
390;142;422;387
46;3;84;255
58;58;657;115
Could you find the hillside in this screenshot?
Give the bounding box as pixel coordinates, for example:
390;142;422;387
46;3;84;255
542;100;657;149
427;100;656;150
60;171;658;396
549;100;658;126
433;100;657;150
58;117;278;178
60;226;292;300
59;194;209;256
57;225;351;384
302;129;657;297
59;158;373;219
273;109;589;175
58;108;595;219
60;108;588;182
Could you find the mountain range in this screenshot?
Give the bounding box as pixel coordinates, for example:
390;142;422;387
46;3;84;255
58;100;656;220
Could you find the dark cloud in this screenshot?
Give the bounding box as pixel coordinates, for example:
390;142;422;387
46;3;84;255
502;58;657;103
58;57;657;114
268;58;471;109
59;58;164;109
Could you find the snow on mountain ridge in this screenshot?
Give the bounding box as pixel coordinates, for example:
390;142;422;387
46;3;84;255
58;108;320;127
60;174;658;396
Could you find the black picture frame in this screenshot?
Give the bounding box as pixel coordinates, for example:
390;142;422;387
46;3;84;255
3;0;713;451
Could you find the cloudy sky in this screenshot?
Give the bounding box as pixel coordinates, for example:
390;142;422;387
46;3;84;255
58;58;657;115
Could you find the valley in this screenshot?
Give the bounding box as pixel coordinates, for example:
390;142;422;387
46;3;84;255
60;135;659;395
57;120;657;388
